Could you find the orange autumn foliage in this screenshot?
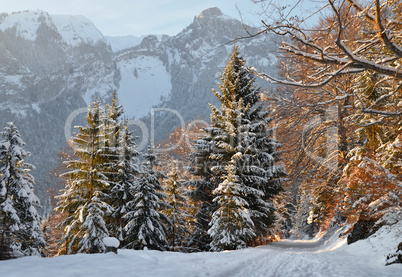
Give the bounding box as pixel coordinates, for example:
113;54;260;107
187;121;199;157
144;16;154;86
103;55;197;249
338;157;402;224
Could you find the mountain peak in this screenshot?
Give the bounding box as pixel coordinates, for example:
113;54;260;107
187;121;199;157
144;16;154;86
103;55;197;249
198;7;223;19
0;10;105;46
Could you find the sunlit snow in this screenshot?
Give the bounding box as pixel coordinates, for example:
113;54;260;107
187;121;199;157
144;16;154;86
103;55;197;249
1;223;400;277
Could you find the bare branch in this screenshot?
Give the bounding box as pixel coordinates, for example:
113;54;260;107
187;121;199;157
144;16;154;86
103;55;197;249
347;0;402;58
362;108;401;117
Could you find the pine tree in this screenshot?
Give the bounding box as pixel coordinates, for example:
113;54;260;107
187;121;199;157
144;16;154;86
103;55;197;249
0;122;45;259
56;101;112;254
187;129;219;251
208;161;256;251
104;91;123;180
194;46;286;249
227;48;286;240
272;191;295;239
110;122;140;244
164;162;191;251
103;92;130;239
123;145;170;250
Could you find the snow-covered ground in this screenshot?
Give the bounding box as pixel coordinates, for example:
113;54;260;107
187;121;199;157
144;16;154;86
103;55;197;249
1;224;400;277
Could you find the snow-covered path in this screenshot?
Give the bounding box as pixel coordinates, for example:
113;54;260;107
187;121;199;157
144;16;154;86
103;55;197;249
221;234;390;277
213;226;400;277
1;226;400;277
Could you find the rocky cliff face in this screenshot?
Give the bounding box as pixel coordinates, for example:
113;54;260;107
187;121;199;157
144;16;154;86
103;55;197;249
0;8;279;208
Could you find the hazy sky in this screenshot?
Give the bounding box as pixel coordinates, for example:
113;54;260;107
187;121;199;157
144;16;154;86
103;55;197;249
0;0;321;37
0;0;259;36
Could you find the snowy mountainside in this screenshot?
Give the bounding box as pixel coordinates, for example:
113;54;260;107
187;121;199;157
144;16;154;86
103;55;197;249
0;7;279;205
0;10;117;202
117;7;279;141
0;9;116;109
0;10;107;47
116;54;171;118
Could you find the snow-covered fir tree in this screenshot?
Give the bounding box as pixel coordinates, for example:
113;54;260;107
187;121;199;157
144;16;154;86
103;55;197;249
56;101;112;254
110;122;140;244
0;122;45;259
164;162;191;251
102;92;129;239
123;144;170;250
105;91;123;149
222;47;286;240
208;161;256;251
103;91;124;187
187;130;219;251
207;94;263;250
192;46;286;250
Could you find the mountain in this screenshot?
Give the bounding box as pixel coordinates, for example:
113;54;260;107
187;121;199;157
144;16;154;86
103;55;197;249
0;8;280;208
0;10;118;208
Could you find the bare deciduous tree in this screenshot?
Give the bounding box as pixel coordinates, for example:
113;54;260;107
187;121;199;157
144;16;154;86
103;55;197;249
250;0;401;117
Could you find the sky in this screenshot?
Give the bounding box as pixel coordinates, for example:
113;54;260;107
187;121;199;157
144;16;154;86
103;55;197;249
0;0;322;37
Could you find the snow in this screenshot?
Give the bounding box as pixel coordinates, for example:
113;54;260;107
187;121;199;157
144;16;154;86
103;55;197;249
1;224;400;277
103;237;120;248
51;14;105;47
0;10;105;46
31;103;41;113
116;56;171;118
4;75;24;87
0;10;48;41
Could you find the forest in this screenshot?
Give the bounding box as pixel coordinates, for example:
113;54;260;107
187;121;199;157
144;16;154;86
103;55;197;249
0;0;401;266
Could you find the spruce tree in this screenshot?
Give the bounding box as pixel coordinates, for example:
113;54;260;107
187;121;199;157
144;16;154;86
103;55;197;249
0;122;45;259
207;94;262;249
56;101;112;254
103;92;128;239
104;91;123;181
110;122;140;244
123;145;169;250
164;162;191;251
105;91;123;148
219;46;286;240
208;161;256;251
187;131;218;251
192;46;286;250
